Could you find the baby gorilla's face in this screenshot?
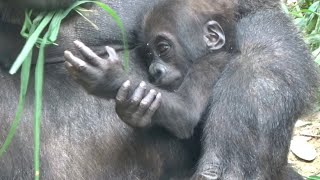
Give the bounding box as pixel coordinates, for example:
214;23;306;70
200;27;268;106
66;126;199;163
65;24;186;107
140;4;227;91
139;32;191;91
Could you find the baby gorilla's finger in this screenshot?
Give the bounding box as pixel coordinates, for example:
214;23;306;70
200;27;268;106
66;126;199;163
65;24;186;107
64;51;87;71
129;81;146;108
136;89;157;115
64;61;77;77
116;80;131;103
64;61;73;69
105;46;119;62
74;40;102;66
64;54;97;82
143;93;161;120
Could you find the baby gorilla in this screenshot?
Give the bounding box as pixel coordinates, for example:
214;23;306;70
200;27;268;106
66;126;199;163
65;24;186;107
64;0;235;138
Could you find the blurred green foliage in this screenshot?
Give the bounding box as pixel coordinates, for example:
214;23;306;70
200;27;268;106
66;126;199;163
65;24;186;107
284;0;320;64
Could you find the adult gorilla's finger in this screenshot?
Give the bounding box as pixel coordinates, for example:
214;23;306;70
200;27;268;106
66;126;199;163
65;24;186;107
105;46;120;62
74;40;102;66
64;51;88;71
129;81;146;108
143;93;161;120
116;80;131;103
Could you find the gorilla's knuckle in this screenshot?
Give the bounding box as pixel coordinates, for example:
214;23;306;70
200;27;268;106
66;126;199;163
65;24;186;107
139;101;149;108
110;56;120;62
147;106;156;113
78;65;86;71
130;98;140;105
200;171;219;180
115;96;125;104
137;119;150;128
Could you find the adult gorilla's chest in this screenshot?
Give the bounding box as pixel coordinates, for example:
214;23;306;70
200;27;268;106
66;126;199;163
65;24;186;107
1;0;198;179
46;0;158;63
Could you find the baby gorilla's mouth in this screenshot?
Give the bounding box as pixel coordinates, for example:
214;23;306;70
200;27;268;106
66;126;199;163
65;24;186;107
151;77;183;92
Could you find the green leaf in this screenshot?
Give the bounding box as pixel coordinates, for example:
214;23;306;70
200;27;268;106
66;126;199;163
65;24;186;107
0;16;39;156
308;1;320;13
0;52;32;157
308;176;320;180
3;2;129;179
75;9;99;30
9;12;55;74
92;1;130;70
34;30;50;180
306;34;320;44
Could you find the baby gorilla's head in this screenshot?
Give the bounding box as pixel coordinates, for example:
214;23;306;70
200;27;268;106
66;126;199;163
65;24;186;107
138;0;234;91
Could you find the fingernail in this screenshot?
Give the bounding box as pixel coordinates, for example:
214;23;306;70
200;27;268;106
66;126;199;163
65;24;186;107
74;40;82;46
64;51;72;56
150;89;156;94
78;61;86;67
157;93;161;98
106;46;116;55
65;62;72;67
123;80;130;87
140;81;146;87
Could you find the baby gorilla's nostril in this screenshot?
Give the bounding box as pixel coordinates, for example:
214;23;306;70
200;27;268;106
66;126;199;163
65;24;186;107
149;64;167;82
155;66;165;77
153;65;167;80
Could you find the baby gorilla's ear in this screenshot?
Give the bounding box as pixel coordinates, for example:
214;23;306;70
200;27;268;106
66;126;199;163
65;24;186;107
203;20;225;50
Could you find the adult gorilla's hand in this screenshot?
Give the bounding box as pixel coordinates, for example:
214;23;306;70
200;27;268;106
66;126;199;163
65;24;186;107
64;40;125;99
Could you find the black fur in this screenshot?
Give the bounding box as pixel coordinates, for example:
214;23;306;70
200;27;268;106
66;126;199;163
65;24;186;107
0;0;318;179
64;0;318;179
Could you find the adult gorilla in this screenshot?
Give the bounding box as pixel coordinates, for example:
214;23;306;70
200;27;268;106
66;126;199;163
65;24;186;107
0;0;198;179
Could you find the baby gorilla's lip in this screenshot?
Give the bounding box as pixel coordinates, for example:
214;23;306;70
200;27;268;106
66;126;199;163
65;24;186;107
154;78;183;91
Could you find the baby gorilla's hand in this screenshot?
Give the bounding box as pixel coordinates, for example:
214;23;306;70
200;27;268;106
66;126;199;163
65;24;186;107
115;81;161;128
64;40;124;98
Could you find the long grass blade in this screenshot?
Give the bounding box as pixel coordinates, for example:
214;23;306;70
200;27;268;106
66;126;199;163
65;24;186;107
9;12;55;75
0;52;32;157
0;11;43;157
34;32;49;180
3;2;128;179
74;9;99;30
48;0;130;63
94;1;130;70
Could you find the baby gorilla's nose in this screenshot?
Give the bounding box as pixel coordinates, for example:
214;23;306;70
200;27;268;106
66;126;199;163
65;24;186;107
149;63;167;82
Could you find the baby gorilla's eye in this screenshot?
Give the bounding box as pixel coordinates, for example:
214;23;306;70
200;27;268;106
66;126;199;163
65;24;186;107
157;41;171;56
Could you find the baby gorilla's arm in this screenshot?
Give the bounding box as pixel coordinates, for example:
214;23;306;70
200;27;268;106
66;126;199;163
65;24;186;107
64;40;226;139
